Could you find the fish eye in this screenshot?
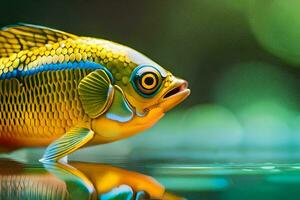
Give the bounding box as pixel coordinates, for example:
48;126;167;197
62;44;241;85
130;65;163;97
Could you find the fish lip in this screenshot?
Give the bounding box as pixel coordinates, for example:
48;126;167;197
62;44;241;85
159;80;190;112
162;80;189;100
139;79;190;115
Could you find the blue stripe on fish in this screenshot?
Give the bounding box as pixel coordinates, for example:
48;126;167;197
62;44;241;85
0;61;114;82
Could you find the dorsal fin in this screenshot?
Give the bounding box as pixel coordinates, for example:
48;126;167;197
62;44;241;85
0;23;78;57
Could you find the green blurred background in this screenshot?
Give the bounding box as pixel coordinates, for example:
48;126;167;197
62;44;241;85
3;0;300;162
4;1;300;199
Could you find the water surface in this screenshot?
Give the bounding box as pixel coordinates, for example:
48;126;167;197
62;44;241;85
1;148;300;200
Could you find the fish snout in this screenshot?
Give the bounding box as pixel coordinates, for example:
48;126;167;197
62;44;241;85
159;77;190;112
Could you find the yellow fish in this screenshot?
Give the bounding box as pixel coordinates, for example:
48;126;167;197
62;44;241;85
0;23;190;162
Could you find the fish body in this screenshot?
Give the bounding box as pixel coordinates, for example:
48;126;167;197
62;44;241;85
0;24;190;161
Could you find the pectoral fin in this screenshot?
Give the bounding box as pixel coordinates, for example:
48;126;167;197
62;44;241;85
79;69;114;118
40;127;94;163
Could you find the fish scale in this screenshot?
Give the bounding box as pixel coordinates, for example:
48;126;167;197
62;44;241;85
0;175;70;200
0;68;91;143
0;25;137;147
0;38;136;85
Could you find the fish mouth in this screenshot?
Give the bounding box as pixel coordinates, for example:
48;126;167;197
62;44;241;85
163;81;189;99
159;78;190;112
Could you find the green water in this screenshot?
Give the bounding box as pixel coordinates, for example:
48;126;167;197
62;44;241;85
1;148;300;200
145;163;300;200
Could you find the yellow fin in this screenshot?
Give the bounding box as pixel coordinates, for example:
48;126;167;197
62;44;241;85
40;127;94;162
0;23;78;57
78;69;114;118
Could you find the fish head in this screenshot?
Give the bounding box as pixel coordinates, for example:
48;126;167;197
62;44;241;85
90;40;190;142
124;52;190;115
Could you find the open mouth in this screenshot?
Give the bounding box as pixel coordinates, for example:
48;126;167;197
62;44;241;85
150;79;190;112
163;81;188;99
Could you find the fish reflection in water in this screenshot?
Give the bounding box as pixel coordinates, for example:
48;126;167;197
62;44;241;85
0;159;183;200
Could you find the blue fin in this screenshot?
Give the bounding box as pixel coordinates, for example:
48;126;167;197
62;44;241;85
100;185;133;200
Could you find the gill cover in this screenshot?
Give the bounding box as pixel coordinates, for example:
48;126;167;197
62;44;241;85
79;69;133;122
105;85;133;123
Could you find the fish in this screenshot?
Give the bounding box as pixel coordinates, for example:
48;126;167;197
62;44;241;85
0;159;184;200
0;23;190;162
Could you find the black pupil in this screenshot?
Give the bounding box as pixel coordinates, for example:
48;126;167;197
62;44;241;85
144;76;154;86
